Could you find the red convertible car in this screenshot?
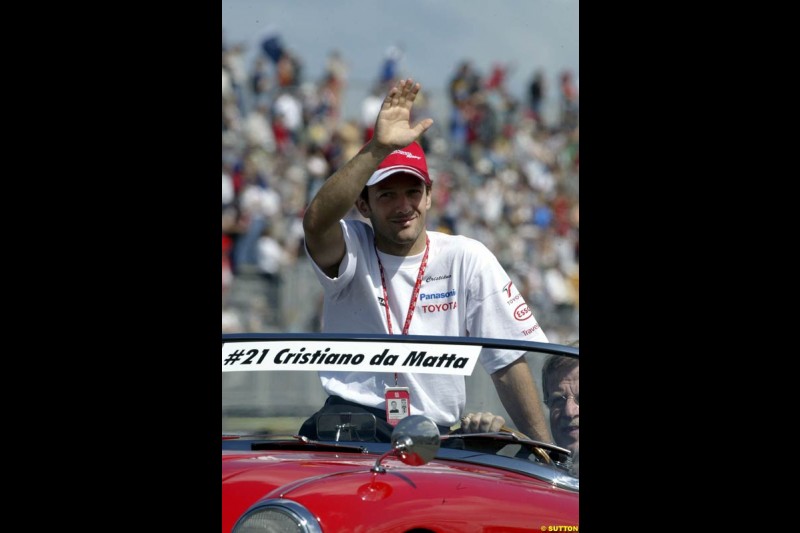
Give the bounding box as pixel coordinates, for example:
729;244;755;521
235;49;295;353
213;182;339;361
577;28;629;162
222;333;579;532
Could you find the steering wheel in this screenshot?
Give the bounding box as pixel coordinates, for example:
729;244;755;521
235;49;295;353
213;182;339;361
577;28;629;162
450;423;553;464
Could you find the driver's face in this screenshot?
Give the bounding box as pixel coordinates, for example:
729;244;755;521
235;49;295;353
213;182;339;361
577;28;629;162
547;366;579;455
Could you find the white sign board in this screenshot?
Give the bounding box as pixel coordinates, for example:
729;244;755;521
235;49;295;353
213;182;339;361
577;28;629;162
222;340;481;376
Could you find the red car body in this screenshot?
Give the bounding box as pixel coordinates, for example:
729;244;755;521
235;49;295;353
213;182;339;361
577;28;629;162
223;447;577;533
223;333;580;533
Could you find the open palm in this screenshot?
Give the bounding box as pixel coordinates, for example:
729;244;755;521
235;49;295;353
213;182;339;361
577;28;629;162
374;78;434;148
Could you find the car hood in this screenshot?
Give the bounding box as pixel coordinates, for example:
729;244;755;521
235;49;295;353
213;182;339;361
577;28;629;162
223;448;577;533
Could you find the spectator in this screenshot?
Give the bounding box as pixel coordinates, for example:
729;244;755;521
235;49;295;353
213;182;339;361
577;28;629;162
528;69;546;123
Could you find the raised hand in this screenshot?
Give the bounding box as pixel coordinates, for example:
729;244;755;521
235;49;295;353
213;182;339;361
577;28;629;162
373;78;434;149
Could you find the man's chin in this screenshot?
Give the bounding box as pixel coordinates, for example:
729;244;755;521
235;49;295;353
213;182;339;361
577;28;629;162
568;443;579;457
396;225;422;239
556;432;578;452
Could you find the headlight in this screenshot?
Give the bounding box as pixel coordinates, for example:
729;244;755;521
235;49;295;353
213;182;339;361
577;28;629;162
232;499;322;533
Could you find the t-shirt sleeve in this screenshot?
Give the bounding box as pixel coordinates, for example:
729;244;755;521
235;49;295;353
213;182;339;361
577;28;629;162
304;219;360;298
464;242;548;374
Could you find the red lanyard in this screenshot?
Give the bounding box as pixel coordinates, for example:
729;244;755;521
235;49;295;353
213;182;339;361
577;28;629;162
375;236;430;384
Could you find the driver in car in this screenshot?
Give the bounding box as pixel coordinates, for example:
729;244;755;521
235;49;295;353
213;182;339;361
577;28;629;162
542;355;579;472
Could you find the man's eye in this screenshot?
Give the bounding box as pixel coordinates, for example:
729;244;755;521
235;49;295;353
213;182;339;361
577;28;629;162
545;394;578;409
547;397;565;408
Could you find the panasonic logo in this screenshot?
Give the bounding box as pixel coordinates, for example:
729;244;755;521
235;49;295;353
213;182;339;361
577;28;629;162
419;289;456;300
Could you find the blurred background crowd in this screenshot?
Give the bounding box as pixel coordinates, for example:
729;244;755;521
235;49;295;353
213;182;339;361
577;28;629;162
222;31;579;344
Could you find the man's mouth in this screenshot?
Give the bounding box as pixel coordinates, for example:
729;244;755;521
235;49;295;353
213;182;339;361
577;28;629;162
391;215;415;225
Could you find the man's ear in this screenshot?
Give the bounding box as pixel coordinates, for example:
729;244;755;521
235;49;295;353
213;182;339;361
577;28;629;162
355;195;371;218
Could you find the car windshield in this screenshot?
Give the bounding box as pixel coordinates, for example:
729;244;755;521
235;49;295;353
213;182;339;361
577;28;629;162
222;333;579;487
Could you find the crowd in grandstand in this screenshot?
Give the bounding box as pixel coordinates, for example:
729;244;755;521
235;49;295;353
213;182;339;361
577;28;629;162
222;33;579;343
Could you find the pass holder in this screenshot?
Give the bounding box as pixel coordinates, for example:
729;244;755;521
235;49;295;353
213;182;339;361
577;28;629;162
385;386;410;426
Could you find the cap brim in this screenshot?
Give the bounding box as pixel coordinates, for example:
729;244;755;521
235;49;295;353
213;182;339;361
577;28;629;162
366;166;431;187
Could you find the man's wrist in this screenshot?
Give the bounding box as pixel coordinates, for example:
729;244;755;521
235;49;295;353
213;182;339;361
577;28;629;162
363;139;393;163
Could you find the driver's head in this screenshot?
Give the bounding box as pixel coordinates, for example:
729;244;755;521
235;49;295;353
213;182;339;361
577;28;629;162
542;355;579;455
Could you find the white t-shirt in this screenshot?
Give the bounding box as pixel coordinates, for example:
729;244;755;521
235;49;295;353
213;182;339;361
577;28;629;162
306;219;548;427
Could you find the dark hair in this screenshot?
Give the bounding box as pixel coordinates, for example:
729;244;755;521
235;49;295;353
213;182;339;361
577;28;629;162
541;355;579;402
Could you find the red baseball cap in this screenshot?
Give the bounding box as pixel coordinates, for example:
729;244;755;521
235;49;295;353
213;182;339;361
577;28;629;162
366;141;431;187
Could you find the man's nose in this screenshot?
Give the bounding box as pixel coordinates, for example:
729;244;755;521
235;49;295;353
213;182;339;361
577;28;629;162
395;195;413;211
564;396;579;417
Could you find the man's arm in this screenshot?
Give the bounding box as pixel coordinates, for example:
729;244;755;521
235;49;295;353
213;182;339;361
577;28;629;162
302;78;433;277
302;143;391;277
491;356;553;443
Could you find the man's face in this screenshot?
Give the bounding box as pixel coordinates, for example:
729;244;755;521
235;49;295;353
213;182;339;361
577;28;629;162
547;365;579;455
359;173;431;255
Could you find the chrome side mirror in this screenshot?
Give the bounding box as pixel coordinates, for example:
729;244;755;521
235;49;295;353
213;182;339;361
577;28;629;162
372;415;441;473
